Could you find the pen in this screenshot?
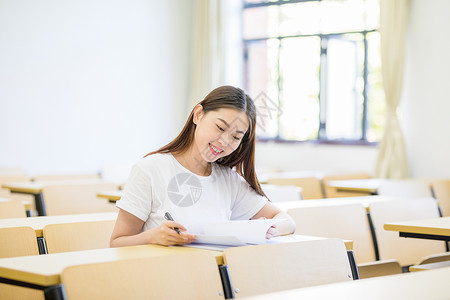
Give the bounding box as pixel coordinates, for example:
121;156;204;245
164;212;181;235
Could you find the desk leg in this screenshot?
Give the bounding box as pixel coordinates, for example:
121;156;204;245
35;193;46;216
37;237;48;254
347;250;359;280
44;284;66;300
366;212;380;261
0;279;66;300
218;265;234;299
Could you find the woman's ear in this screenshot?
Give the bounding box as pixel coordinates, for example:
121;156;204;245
192;104;204;125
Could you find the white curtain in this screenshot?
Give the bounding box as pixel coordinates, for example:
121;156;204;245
375;0;410;179
189;0;224;108
188;0;243;108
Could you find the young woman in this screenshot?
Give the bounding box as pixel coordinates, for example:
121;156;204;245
110;85;295;247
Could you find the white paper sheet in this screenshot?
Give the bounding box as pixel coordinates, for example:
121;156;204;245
191;219;286;247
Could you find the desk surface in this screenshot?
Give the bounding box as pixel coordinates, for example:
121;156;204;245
0;244;223;286
275;195;407;212
241;266;450;300
97;190;122;202
0;212;118;237
2;179;108;194
327;179;386;193
384;217;450;237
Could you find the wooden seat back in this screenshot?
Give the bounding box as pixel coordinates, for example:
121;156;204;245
223;239;352;298
377;179;433;198
369;197;446;266
61;252;224;300
0;227;39;258
42;182;118;215
431;179;450;217
261;184;302;202
0;199;27;219
266;177;323;199
287;203;376;263
43;220;116;253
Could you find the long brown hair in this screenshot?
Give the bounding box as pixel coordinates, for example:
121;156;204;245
145;85;265;196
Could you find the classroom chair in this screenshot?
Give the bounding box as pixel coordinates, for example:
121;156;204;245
377;179;433;198
431;179;450;217
266;177;323;199
322;173;371;198
223;239;352;298
0;199;27;218
0;227;43;299
43;220;116;253
42;181;118;215
260;184;302;202
0;226;39;258
61;252;224;300
287;204;401;278
369;197;446;267
32;173;101;181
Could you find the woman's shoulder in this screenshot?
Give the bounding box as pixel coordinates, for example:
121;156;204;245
213;163;245;183
134;153;173;170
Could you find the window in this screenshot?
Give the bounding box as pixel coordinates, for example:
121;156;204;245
243;0;384;143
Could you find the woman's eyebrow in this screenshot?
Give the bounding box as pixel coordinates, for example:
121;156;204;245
217;118;246;135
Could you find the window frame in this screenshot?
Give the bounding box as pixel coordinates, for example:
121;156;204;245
243;0;380;146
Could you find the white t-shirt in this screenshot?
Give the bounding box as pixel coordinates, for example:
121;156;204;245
116;153;268;234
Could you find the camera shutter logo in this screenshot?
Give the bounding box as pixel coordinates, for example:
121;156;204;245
167;173;202;207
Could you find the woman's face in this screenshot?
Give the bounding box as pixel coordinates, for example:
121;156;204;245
193;106;249;163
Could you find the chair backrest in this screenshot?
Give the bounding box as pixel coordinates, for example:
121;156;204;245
322;173;371;198
42;182;118;215
0;227;39;258
0;199;27;219
43;220;116;253
266;177;323;199
431;179;450;217
377;179;433;198
33;173;101;181
261;184;302;202
61;252;224;300
369;197;446;266
223;239;352;298
287;204;376;264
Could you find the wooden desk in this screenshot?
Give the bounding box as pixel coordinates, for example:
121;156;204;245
97;190;122;203
384;217;450;242
0;212;117;238
241;266;450;300
2;179;109;216
327;179;386;195
0;212;118;254
275;195;405;213
0;244;223;299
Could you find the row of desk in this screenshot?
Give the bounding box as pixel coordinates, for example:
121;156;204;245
97;190;450;243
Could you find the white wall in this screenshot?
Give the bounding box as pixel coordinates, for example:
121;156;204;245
0;0;193;175
401;0;450;179
1;0;448;180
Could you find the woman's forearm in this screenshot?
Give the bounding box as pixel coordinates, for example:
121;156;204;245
110;229;153;248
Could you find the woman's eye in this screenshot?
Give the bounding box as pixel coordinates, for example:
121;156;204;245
216;125;225;131
233;136;241;141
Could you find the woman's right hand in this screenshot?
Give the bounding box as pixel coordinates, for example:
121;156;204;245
147;221;196;246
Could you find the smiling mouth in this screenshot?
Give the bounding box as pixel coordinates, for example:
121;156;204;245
209;143;223;156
